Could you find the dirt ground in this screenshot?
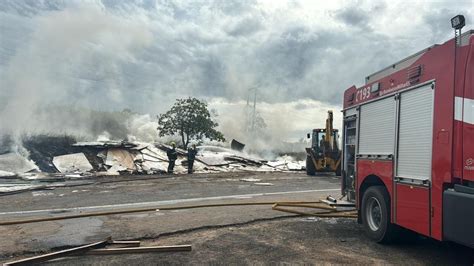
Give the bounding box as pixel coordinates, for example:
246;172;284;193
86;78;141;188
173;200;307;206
41;217;474;265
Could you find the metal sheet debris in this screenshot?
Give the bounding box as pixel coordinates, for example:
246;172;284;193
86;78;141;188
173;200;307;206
0;170;16;178
224;155;263;166
140;160;167;174
140;145;168;161
0;153;38;174
52;153;93;173
231;139;245;151
196;155;230;166
105;149;135;170
287;162;305;171
106;165;126;175
266;161;286;168
73;141;137;149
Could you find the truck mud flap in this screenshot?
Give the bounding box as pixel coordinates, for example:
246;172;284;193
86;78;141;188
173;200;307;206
443;188;474;248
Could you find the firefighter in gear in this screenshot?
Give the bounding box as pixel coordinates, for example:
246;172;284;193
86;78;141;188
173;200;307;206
167;142;178;174
187;144;197;174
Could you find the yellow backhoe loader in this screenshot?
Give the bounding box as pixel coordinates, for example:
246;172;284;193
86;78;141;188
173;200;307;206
305;110;341;176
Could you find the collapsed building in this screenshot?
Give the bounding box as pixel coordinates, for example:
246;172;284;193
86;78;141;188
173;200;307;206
0;136;306;180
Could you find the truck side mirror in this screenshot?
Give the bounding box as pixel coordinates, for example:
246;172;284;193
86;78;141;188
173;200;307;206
307;133;311;139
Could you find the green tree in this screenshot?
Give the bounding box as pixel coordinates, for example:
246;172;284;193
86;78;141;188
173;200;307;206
157;98;225;149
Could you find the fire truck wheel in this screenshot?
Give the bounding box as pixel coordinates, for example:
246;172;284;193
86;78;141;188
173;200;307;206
306;156;316;176
361;186;395;243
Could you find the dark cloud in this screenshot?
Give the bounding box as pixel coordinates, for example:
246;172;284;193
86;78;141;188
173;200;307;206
335;6;371;29
333;2;388;32
198;55;227;97
258;26;321;81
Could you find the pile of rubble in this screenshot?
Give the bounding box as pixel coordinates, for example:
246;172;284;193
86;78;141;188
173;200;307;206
0;139;306;179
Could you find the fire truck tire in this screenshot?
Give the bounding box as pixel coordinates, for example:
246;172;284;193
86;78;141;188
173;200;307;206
306;156;316;176
361;186;396;243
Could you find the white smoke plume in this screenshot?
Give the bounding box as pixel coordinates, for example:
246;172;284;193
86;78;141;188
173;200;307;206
0;3;153;140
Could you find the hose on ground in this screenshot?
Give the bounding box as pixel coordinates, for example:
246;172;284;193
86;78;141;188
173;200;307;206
0;200;356;226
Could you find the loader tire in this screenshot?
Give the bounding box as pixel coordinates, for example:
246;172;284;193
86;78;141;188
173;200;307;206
306;156;316;176
361;186;396;243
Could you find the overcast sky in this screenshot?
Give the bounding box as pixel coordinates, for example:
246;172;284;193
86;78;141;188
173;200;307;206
0;0;472;142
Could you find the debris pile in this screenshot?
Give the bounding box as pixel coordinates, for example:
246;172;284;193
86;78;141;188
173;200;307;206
0;137;306;179
68;141;177;175
266;155;306;171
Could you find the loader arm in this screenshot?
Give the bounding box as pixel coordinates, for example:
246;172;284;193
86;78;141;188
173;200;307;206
325;111;334;150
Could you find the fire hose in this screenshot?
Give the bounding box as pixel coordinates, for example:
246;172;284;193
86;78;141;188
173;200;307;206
0;200;357;226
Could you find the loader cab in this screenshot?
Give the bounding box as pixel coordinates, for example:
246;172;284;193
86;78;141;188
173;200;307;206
309;129;339;155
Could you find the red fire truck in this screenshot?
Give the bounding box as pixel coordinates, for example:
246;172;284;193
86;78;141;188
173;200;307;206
340;15;473;248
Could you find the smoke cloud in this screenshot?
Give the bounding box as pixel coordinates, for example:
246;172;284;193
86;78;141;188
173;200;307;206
0;0;472;150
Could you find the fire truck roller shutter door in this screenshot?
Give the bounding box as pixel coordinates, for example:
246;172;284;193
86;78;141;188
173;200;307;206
358;97;397;155
397;84;434;180
345;107;357;117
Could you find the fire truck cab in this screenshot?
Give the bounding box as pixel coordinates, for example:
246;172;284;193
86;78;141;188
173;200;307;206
341;24;473;248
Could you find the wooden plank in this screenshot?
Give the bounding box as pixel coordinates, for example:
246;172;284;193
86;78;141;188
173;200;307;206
272;205;357;218
109;240;141;247
4;238;111;265
86;245;192;255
